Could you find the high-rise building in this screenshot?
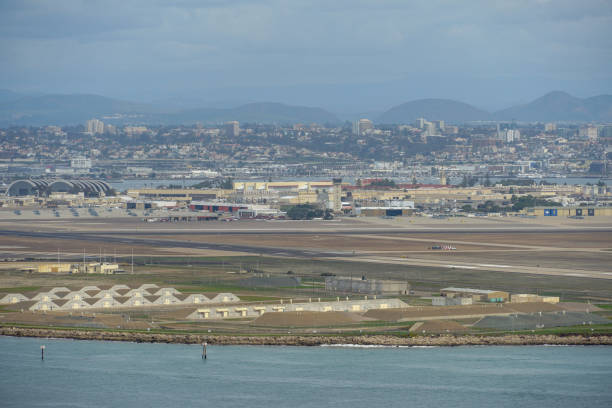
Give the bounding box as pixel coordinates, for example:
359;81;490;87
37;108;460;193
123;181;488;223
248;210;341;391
85;119;105;134
70;156;92;169
331;178;343;212
416;117;444;136
353;119;373;136
224;121;240;137
579;125;598;140
600;126;612;138
424;122;437;137
104;123;116;135
432;120;445;132
504;129;520;143
544;123;557;132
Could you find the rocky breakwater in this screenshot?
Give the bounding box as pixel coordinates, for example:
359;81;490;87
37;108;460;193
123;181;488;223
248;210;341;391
2;326;612;346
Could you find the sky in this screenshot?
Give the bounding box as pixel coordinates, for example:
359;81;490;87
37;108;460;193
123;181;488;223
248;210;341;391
1;0;611;112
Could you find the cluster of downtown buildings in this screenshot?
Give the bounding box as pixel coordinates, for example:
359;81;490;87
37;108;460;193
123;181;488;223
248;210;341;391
1;118;610;182
0;116;610;219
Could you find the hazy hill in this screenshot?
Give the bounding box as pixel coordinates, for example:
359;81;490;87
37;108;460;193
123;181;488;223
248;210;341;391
0;94;154;126
1;90;611;126
0;89;26;104
377;98;490;123
232;102;339;123
169;102;340;124
0;93;340;126
494;91;612;122
377;92;612;123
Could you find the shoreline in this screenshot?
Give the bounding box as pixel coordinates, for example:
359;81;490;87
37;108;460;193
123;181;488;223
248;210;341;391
2;326;611;346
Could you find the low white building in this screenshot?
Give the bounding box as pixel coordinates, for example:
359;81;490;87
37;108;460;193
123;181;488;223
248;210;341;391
187;297;408;320
0;293;28;304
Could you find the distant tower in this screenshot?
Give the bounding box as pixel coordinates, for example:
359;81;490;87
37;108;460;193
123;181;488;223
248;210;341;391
86;119;104;135
224;121;240;137
439;169;447;185
353;119;373;136
332;178;342;212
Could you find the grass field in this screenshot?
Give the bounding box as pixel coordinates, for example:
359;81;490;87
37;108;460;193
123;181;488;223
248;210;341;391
0;286;40;293
0;216;611;335
2;254;612;302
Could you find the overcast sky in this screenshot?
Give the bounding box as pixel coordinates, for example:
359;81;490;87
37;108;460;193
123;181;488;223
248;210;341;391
1;0;611;111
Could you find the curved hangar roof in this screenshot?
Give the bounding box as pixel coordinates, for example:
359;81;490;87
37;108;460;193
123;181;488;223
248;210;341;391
6;179;112;197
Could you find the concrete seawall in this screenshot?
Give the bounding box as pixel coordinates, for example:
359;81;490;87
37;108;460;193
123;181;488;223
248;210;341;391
2;326;611;346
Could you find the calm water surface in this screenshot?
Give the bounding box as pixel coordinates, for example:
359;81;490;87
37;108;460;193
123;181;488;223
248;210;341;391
1;336;611;408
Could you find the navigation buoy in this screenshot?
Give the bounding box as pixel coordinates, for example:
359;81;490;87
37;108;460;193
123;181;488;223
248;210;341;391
202;342;207;359
40;345;45;360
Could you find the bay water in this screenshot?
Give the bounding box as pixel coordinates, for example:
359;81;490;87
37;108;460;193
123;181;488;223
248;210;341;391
1;336;611;407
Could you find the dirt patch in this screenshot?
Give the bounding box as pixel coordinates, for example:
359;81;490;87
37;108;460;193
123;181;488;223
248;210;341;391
548;302;602;312
506;303;562;313
250;311;371;327
0;310;151;330
410;320;467;333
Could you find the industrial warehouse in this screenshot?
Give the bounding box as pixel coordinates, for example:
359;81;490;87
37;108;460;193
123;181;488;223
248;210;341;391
325;276;410;295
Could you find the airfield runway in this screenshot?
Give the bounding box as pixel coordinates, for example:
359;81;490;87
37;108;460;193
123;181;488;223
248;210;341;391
0;215;610;282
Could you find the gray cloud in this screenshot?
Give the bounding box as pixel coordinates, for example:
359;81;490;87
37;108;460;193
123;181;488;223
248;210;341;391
0;0;611;110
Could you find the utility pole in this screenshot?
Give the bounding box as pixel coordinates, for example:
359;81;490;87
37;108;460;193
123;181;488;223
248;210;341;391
131;248;134;274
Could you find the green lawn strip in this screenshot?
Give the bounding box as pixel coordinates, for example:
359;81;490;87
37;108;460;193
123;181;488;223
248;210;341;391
175;284;261;293
249;320;414;330
595;304;612;310
0;286;41;293
0;323;369;338
2;322;611;339
470;323;612;337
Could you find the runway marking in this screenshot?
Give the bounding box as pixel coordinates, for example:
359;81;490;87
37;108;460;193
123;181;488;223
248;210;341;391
446;265;478;269
478;264;512;268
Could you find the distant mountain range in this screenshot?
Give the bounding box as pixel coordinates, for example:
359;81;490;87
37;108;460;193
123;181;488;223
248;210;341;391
0;89;610;126
493;91;612;122
0;91;339;126
163;102;339;125
377;91;612;123
377;99;489;123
